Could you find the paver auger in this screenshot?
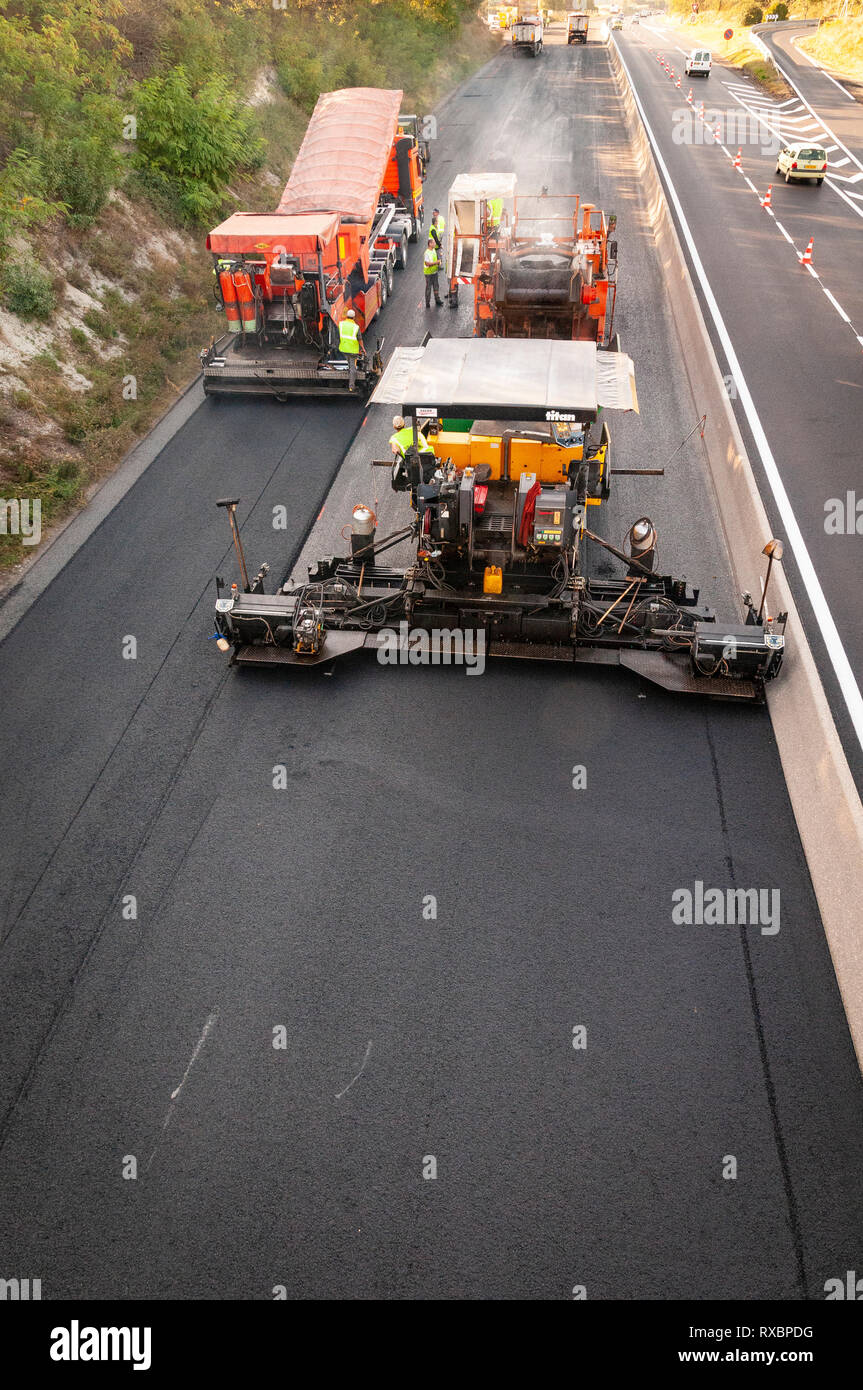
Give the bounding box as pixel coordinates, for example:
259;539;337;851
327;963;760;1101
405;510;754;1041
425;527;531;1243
211;340;786;700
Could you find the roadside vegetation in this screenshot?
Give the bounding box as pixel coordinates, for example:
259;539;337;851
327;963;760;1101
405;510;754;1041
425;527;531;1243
0;0;497;573
667;0;863;96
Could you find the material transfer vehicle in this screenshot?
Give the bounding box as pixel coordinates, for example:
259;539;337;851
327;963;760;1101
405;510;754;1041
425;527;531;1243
776;143;828;186
210;338;786;700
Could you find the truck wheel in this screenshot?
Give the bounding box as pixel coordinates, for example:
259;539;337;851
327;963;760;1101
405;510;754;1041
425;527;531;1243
395;231;408;269
409;217;419;244
379;274;388;307
386;259;395;294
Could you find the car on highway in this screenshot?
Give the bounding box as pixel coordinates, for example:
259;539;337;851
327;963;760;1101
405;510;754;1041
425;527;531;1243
776;141;828;185
611;15;623;29
684;49;712;77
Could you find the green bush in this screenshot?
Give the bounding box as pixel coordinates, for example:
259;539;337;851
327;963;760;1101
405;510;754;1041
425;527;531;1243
133;66;264;225
744;5;765;22
2;262;57;320
43;135;119;228
767;2;789;17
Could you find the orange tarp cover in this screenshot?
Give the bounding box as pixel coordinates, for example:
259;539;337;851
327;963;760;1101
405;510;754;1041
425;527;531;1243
208;212;341;254
277;88;402;223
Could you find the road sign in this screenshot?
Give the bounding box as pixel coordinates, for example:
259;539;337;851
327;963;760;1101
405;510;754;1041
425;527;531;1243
724;27;734;39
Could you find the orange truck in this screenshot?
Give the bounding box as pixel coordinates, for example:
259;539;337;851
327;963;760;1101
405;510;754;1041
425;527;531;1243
201;87;424;400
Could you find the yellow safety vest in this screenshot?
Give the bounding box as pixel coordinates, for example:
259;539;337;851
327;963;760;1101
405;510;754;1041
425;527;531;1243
488;198;503;227
423;247;439;275
390;426;434;456
339;318;360;354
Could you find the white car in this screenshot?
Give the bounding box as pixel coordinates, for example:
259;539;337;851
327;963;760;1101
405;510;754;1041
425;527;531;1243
776;142;828;185
684;49;712;77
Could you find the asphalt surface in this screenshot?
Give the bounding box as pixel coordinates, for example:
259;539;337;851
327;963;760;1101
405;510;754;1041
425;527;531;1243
0;27;862;1300
618;22;863;794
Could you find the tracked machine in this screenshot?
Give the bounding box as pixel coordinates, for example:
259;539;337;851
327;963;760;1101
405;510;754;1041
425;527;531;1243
200;88;424;400
210;339;786;700
445;175;617;344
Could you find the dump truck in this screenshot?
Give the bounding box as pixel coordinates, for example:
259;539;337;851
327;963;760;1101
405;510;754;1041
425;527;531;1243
568;11;590;43
445;174;618;344
200;87;424;400
512;14;544;54
210;339;787;700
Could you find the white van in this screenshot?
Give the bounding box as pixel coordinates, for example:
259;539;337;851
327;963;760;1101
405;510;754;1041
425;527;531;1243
685;49;712;78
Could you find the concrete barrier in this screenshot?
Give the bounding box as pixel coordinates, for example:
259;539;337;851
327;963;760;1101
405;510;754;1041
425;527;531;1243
608;38;863;1066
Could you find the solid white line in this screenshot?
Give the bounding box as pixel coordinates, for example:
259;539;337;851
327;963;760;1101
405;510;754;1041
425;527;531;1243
831;157;851;167
744;176;759;192
774;221;795;244
826;179;863;221
171;1010;219;1102
791;34;856;100
822;287;851;322
614;39;863;755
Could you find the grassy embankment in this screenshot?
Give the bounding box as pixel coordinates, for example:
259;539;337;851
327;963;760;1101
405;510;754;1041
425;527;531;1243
0;0;498;572
799;17;863;83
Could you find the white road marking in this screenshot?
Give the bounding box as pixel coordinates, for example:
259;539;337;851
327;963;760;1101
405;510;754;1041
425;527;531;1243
791;34;857;100
615;38;863;755
774;220;795;244
335;1040;373;1100
822;286;851;321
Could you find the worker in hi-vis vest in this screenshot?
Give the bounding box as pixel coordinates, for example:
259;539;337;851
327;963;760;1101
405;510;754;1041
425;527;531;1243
487;197;503;231
423;237;442;308
338;308;364;390
429;208;445;250
390;414;435;461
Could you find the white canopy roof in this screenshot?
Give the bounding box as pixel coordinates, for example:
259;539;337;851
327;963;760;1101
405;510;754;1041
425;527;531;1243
448;172;518;204
370;338;638;422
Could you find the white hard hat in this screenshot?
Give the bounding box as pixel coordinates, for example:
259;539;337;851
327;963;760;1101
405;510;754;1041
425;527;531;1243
393;415;405;429
346;308;356;318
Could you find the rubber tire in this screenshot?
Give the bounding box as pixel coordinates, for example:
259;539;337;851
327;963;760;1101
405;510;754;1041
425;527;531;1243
395;231;408;269
386;260;395;294
785;171;793;183
775;165;781;175
379;274;388;308
816;178;824;186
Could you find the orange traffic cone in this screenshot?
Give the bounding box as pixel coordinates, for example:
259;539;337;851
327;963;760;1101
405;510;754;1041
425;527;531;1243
676;77;681;89
800;237;814;266
733;148;742;168
687;88;693;103
714;124;722;141
761;185;773;210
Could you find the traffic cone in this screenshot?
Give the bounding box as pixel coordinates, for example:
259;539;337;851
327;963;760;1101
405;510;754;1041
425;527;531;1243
733;148;742;168
800;237;814;266
714;124;722;141
761;185;773;210
676;77;681;89
687;88;693;103
698;102;705;120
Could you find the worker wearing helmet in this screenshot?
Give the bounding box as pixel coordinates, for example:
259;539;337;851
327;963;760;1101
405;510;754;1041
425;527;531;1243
390;413;436;492
338;307;364;390
423;237;442;308
390;413;435;461
429;208;445;251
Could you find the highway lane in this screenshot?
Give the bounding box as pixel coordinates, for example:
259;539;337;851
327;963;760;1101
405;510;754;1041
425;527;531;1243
617;27;863;794
755;21;863;161
0;36;862;1299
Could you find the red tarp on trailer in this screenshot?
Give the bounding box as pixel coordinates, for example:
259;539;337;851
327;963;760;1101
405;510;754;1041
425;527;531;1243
277;88;403;223
207;212;341;254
